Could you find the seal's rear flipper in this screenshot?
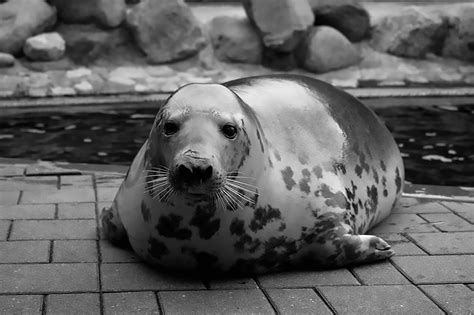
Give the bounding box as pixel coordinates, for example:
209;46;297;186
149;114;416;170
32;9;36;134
100;204;130;248
337;234;395;266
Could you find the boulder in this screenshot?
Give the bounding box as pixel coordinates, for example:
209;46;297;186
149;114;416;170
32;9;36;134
296;26;360;73
442;5;474;62
312;2;370;42
56;23;133;64
50;0;126;28
242;0;314;52
371;6;448;58
0;52;14;67
208;16;262;64
0;0;56;55
262;48;297;70
23;32;65;61
126;0;207;64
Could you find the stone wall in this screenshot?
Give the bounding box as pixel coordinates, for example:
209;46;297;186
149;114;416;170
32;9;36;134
0;0;473;72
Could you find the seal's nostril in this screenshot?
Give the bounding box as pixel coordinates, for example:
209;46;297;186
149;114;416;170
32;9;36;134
177;164;193;179
204;165;213;179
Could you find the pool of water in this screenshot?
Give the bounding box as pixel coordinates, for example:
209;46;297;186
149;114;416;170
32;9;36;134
0;104;473;186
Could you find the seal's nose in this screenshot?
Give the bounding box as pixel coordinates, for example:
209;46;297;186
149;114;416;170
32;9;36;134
176;163;213;185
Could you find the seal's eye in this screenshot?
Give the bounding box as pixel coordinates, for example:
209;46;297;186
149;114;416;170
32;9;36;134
222;124;237;139
163;122;179;136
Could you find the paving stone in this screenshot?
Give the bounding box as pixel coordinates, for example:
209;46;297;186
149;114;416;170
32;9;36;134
392;255;474;284
266;288;332;314
0;263;98;293
408;232;474;254
320;285;442;314
95;175;124;188
60;175;93;188
394;199;451;214
441;201;474;224
97;187;119;202
159;290;274;314
53;240;98;262
377;234;427;256
103;292;159;315
208;277;258;290
21;188;95;204
369;214;439;233
10;220;97;240
0;164;26;176
0;220;11;240
258;269;359;288
419;213;474;232
47;293;101;315
352;261;410;285
25;163;81;176
0;204;55;219
0;176;58;191
441;201;474;214
100;240;141;263
101;263;205;291
0;295;42;314
0;191;19;205
57;203;96;219
420;284;474;314
0;240;50;263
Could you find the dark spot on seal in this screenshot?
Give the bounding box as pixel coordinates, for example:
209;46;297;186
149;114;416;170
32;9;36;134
156;214;192;240
364;185;378;215
395;167;402;194
141;201;151;222
182;247;219;273
333;162;346;175
234;233;261;253
318;184;349;209
148;237;169;259
355;165;363;178
345;181;357;202
372;167;379;184
299;169;311;194
258;236;297;269
365;144;373;159
298;153;309;165
190;205;220;240
359;152;370;174
274;150;281;161
380;160;387;172
256;129;264;153
383;189;388;197
281;166;296;190
268;158;273;168
382;176;387;189
249;206;282;232
230;218;245;236
278;222;286;231
312;165;323;179
352;202;359;215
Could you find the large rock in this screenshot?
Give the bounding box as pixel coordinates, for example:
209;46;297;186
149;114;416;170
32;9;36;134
208;16;262;64
242;0;314;52
23;32;65;61
442;5;474;62
126;0;207;64
296;26;360;73
0;52;15;67
311;1;370;42
56;23;134;64
0;0;56;55
50;0;126;28
371;6;448;58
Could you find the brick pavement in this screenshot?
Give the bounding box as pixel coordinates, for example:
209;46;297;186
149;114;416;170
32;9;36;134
0;162;473;314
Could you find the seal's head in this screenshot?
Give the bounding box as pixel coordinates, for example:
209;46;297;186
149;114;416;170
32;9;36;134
146;83;263;207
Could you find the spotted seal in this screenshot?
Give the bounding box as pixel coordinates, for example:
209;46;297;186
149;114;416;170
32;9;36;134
101;74;404;275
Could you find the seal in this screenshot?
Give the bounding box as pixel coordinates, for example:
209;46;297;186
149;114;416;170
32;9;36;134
101;74;404;275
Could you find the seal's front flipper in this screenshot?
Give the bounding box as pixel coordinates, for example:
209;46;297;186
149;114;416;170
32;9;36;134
338;234;395;266
100;203;130;248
